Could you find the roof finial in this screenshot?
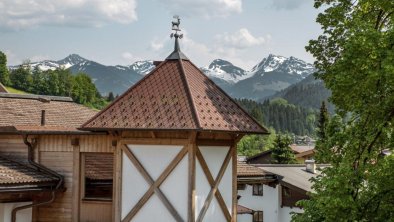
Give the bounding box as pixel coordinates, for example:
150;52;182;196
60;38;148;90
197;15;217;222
170;15;183;52
166;15;189;60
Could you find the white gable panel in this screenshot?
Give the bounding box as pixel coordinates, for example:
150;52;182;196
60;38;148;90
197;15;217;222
160;154;188;221
128;144;182;180
218;156;233;214
132;194;174;222
195;160;211;217
121;151;150;220
199;146;230;178
203;198;227;222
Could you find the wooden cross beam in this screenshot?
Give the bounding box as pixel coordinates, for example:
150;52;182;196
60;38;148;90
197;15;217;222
121;145;187;222
195;148;231;221
196;146;234;222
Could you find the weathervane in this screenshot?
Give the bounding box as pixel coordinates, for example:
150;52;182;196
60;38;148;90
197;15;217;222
170;15;183;39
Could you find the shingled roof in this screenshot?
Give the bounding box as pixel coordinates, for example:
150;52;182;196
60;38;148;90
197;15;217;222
0;156;58;187
0;93;97;134
81;38;268;134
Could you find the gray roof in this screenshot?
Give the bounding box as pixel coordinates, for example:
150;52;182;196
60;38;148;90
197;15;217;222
253;164;329;192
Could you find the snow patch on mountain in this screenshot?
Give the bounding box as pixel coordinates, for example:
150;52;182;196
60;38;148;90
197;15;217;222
202;59;250;84
129;60;154;75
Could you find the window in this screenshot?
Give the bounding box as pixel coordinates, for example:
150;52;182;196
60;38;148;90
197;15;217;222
252;184;264;196
237;184;246;190
253;211;263;222
82;153;114;201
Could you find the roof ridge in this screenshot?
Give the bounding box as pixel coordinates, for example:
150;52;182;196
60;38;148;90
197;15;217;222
0;93;73;102
178;59;201;129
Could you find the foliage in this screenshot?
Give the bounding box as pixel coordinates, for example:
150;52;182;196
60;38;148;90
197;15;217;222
8;65;107;109
0;51;10;85
293;0;394;221
108;92;115;102
237;98;317;136
237;127;277;157
271;134;296;164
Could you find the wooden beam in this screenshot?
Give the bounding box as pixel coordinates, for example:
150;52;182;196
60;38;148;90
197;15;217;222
72;141;80;222
122;145;187;222
150;131;156;138
113;140;122;222
196;147;233;222
231;144;237;222
196;139;233;146
119;138;188;145
196;148;231;221
188;132;197;222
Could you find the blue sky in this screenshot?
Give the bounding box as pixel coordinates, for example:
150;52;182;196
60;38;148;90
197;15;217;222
0;0;321;69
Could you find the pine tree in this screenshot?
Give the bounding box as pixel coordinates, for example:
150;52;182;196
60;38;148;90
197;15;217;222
250;107;264;124
0;51;10;86
317;101;329;140
108;92;115;102
271;134;295;164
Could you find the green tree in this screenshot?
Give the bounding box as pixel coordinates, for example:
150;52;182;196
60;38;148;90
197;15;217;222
250;106;264;124
237;127;277;157
271;134;295;164
10;65;32;90
108;92;115;102
0;51;10;85
293;0;394;221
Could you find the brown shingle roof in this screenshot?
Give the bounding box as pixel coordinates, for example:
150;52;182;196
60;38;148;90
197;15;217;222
85;153;113;180
0;156;58;185
237;205;253;214
81;44;268;134
237;161;270;177
0;94;97;133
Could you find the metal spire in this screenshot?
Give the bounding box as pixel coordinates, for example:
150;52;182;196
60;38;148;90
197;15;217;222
166;15;189;60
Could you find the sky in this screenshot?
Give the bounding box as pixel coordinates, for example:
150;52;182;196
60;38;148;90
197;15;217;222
0;0;322;70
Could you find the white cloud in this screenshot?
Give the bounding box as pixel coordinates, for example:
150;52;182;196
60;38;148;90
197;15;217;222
0;0;138;30
121;52;141;64
150;40;165;51
215;28;266;49
271;0;310;10
158;0;242;19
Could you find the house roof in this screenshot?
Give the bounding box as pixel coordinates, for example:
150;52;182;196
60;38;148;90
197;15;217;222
0;93;97;134
85;153;113;180
0;156;58;187
290;144;314;154
237;204;253;214
0;82;8;93
81;38;268;134
255;164;329;192
237;161;271;177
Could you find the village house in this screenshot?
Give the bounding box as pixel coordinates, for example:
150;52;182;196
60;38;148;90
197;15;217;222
0;18;268;222
237;161;327;222
246;144;315;164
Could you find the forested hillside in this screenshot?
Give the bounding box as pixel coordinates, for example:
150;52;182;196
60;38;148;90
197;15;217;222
237;98;317;136
2;63;107;109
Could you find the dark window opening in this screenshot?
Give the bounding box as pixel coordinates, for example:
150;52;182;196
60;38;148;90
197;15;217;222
253;211;263;222
252;184;264;196
83;153;114;201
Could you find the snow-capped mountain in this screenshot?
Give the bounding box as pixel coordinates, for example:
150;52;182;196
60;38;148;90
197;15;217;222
129;60;155;76
9;53;315;101
251;54;315;78
201;59;253;84
202;54;316;100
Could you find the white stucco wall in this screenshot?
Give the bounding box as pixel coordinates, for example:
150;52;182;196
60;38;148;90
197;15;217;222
237;184;303;222
196;146;232;222
0;202;32;222
237;213;252;222
121;144;186;221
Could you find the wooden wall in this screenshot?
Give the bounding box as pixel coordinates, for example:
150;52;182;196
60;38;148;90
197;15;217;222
34;134;114;222
0;135;27;162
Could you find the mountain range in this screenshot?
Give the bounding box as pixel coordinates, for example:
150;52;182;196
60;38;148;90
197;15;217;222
10;54;323;106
